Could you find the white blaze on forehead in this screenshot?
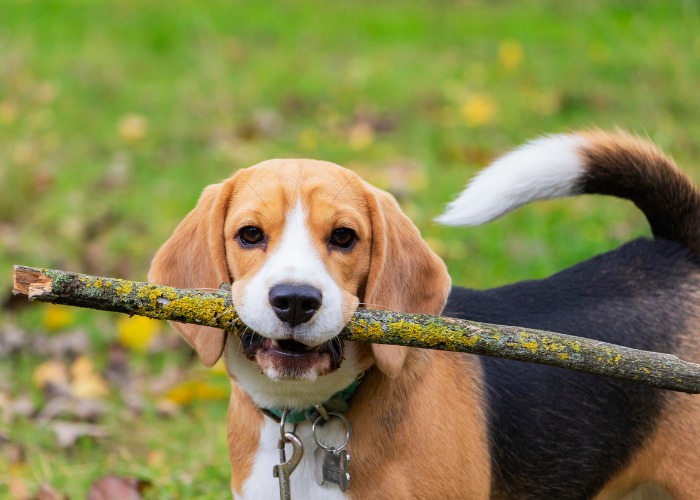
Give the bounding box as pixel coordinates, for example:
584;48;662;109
234;201;346;344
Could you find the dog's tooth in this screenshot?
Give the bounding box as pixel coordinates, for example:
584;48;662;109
270;338;279;348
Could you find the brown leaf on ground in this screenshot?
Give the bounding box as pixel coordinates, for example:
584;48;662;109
118;114;148;144
0;393;36;423
34;484;67;500
32;360;69;390
51;422;107;448
8;476;30;500
105;343;130;386
146;365;185;395
0;323;28;355
87;475;151;500
36;395;107;424
69;356;110;399
33;330;90;358
4;441;26;466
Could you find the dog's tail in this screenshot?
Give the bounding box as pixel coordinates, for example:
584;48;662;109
436;129;700;254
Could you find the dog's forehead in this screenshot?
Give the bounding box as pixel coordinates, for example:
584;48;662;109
233;159;367;209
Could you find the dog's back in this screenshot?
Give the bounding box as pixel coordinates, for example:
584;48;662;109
440;130;700;499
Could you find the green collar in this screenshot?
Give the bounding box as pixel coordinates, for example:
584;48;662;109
261;377;363;424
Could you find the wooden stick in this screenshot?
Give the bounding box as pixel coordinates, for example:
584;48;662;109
13;265;700;394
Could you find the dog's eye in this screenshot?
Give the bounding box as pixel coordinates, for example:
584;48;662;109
238;226;265;246
329;228;357;249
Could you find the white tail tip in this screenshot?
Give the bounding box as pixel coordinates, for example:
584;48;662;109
436;134;588;226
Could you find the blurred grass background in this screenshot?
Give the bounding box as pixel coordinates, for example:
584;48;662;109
2;0;700;497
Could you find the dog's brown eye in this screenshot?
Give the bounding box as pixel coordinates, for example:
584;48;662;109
238;226;264;246
329;228;357;249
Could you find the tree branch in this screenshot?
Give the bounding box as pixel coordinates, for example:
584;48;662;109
13;265;700;394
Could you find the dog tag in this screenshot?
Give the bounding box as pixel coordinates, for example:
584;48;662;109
314;446;350;492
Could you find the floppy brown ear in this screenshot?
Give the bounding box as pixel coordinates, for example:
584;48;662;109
148;182;233;367
363;183;451;377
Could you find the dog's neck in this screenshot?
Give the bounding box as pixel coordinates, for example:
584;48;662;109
226;348;492;498
259;375;364;424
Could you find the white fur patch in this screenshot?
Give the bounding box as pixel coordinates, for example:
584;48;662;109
436;134;588;226
239;417;348;500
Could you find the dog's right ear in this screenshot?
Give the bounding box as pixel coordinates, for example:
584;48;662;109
148;182;233;367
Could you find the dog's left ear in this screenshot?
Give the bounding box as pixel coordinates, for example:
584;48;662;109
362;183;451;378
148;182;233;367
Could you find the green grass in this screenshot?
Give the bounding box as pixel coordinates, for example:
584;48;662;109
2;0;700;496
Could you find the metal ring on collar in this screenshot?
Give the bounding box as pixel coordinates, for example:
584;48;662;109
311;411;352;451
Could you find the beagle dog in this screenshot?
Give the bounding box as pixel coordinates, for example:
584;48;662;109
149;129;700;499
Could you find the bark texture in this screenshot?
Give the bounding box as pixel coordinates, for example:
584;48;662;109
13;265;700;394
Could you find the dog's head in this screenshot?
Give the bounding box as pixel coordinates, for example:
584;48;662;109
148;159;450;409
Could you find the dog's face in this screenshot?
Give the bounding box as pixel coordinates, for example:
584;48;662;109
149;159;450;409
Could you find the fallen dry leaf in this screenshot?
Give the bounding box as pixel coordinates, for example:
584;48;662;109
0;323;28;356
34;484;67;500
87;474;151;500
4;441;27;466
386;160;426;201
146;365;185;395
118;113;148;143
51;422;107;448
32;360;69;390
8;476;30;500
36;395;107;424
70;356;110;399
33;330;90;358
105;343;130;386
347;122;375;150
1;394;36;423
155;397;180;418
71;373;110;399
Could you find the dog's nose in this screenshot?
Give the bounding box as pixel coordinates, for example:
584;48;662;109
268;284;323;327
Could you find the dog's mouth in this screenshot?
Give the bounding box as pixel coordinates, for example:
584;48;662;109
240;332;344;378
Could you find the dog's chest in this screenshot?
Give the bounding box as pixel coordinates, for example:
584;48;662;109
239;417;348;500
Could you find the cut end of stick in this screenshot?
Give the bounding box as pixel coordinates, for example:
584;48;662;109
13;266;53;299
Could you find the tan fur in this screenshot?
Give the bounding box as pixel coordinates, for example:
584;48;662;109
347;350;490;499
578;129;668;160
592;393;700;500
227;380;263;496
594;330;700;500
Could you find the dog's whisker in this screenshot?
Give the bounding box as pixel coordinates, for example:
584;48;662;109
211;306;236;326
356;302;392;310
328;178;353;209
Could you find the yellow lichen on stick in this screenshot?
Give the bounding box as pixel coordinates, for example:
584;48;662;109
11;265;700;394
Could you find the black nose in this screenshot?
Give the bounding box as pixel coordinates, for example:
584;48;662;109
268;284;323;327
